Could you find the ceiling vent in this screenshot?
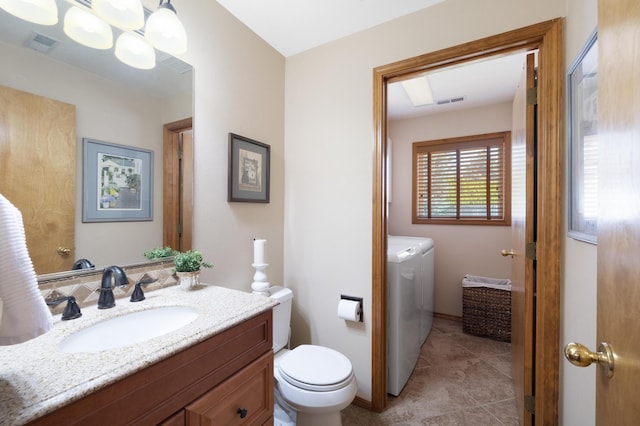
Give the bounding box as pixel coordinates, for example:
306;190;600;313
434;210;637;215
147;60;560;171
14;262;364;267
25;31;59;54
157;51;193;74
437;96;465;105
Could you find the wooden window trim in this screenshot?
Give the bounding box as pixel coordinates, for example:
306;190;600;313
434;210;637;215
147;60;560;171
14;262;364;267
412;131;512;226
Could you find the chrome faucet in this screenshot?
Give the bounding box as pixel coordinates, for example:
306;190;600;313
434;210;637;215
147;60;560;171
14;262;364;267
98;266;129;309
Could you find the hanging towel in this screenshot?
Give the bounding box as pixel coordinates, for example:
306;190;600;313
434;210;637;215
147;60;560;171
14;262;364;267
0;194;53;345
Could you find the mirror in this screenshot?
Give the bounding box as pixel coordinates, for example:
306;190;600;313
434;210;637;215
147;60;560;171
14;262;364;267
0;0;193;277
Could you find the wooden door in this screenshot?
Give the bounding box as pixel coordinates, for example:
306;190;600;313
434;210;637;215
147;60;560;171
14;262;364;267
509;52;536;425
595;0;640;422
0;85;76;274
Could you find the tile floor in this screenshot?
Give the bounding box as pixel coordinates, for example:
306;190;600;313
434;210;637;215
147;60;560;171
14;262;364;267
341;317;518;425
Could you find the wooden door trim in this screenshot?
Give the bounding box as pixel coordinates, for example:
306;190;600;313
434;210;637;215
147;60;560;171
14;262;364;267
371;19;564;423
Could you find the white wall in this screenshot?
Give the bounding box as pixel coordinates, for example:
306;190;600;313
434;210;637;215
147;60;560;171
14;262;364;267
0;41;186;268
561;0;598;423
284;0;565;401
389;102;513;317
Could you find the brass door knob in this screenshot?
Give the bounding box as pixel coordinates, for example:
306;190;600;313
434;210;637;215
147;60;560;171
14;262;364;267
501;249;515;257
564;342;615;378
57;246;71;256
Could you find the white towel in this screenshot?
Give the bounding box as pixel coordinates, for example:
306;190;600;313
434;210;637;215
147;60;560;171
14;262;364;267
0;194;53;345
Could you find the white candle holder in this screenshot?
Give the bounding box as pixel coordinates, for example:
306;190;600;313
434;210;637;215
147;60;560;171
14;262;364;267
251;263;270;296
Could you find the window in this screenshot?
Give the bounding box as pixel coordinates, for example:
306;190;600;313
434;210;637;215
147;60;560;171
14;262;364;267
412;132;511;226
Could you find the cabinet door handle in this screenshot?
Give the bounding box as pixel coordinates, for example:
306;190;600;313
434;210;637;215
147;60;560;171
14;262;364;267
237;407;248;419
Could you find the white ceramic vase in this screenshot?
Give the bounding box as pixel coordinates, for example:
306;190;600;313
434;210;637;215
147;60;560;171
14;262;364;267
176;271;200;290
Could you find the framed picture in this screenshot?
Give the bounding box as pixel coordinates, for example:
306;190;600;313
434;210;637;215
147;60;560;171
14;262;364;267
82;138;153;222
228;133;270;203
568;30;598;244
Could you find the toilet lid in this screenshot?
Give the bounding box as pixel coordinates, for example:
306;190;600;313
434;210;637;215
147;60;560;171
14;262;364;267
278;345;353;392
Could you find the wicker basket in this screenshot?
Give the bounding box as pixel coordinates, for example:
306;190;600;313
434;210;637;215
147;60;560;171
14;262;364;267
462;275;512;342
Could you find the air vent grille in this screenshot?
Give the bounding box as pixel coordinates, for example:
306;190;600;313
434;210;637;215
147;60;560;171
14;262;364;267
157;53;193;74
25;31;59;54
436;96;465;105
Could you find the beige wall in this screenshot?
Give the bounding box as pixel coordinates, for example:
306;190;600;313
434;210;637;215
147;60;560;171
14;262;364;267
178;1;286;291
389;102;513;317
284;0;565;401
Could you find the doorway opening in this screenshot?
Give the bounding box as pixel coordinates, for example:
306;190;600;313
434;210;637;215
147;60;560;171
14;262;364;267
371;18;563;424
163;118;194;252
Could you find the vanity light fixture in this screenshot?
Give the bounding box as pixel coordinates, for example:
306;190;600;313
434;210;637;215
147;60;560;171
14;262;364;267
2;0;188;70
0;0;58;25
63;5;113;49
144;0;187;55
401;75;435;107
115;32;155;69
92;0;144;31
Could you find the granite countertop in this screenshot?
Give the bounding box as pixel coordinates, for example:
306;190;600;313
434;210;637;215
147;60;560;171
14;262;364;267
0;284;276;426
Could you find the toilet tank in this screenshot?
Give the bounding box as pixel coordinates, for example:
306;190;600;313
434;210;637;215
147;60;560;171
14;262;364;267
269;286;293;353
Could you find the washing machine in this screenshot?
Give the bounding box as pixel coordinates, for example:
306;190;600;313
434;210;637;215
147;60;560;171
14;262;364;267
387;242;421;396
389;235;435;345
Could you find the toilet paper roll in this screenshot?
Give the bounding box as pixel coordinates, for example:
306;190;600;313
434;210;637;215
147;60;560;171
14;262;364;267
338;299;361;322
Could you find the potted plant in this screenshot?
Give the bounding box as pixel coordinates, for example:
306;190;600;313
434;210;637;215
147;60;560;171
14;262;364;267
143;246;176;260
106;185;119;207
100;195;114;209
173;250;213;290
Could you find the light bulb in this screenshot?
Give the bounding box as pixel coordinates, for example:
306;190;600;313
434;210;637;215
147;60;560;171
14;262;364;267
92;0;144;31
144;2;187;55
0;0;58;25
63;6;113;49
115;32;156;70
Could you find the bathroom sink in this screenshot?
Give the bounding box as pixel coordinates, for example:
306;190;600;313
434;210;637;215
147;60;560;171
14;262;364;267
59;306;198;353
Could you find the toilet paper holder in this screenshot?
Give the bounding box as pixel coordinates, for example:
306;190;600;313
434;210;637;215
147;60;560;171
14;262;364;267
340;295;363;322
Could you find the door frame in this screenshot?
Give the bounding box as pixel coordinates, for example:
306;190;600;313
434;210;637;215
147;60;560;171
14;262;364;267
371;18;563;423
163;118;194;251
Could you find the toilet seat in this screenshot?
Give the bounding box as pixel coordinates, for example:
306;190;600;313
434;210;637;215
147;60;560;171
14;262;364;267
278;345;354;392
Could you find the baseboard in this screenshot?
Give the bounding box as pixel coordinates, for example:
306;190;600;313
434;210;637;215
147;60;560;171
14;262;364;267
351;396;372;410
434;312;462;322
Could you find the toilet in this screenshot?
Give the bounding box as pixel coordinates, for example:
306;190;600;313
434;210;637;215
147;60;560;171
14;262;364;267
270;286;357;426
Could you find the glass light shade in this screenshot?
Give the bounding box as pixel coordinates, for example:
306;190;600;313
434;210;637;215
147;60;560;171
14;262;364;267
92;0;144;31
63;6;113;49
0;0;58;25
144;6;187;55
115;32;155;70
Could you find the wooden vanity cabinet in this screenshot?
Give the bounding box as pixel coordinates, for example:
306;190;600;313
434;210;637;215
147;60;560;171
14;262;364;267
185;350;273;425
28;310;273;426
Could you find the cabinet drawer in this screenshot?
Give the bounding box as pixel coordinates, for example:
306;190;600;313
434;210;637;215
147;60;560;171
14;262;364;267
186;351;274;425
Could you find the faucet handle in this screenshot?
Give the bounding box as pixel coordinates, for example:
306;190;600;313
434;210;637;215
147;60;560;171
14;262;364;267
46;296;82;321
130;276;158;303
